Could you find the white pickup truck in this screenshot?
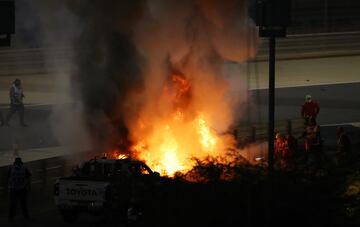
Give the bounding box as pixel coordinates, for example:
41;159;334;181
54;157;160;223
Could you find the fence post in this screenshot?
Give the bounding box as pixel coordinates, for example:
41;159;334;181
287;120;292;136
13;137;19;157
41;160;47;186
62;158;67;176
251;125;256;142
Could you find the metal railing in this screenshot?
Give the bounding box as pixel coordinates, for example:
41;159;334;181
0;47;73;76
0;156;70;195
0;118;306;195
234;118;304;146
2;31;360;77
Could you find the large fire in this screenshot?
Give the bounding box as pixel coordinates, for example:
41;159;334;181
67;0;259;177
126;73;235;176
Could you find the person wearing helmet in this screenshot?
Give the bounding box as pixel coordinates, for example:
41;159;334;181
274;133;286;169
5;79;27;127
301;94;320;125
274;133;284;156
7;157;32;222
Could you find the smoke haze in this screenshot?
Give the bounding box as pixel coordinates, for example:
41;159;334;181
15;0;259;161
65;0;258;153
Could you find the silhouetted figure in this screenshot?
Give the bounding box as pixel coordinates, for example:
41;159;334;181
5;79;27;127
302;117;322;168
7;157;31;222
301;94;320;125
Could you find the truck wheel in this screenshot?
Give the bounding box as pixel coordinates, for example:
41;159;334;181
61;210;78;223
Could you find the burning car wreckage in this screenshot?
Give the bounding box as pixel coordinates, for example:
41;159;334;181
54;151;253;224
54;124;258;224
54;155;162;223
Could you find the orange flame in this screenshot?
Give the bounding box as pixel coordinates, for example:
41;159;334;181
127;73;236;176
195;114;217;151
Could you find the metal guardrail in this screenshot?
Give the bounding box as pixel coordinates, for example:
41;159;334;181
0;118;305;195
0;156;70;195
1;32;360;76
0;47;73;75
234;118;304;145
289;0;360;34
256;32;360;61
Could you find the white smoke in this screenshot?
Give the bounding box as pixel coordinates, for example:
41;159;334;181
23;0;92;151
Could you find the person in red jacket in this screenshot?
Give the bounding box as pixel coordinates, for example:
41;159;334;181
301;94;320;125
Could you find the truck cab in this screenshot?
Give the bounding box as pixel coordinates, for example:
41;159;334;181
54;157;160;223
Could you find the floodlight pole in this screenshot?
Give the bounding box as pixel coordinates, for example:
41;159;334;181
254;0;290;172
268;36;276;172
